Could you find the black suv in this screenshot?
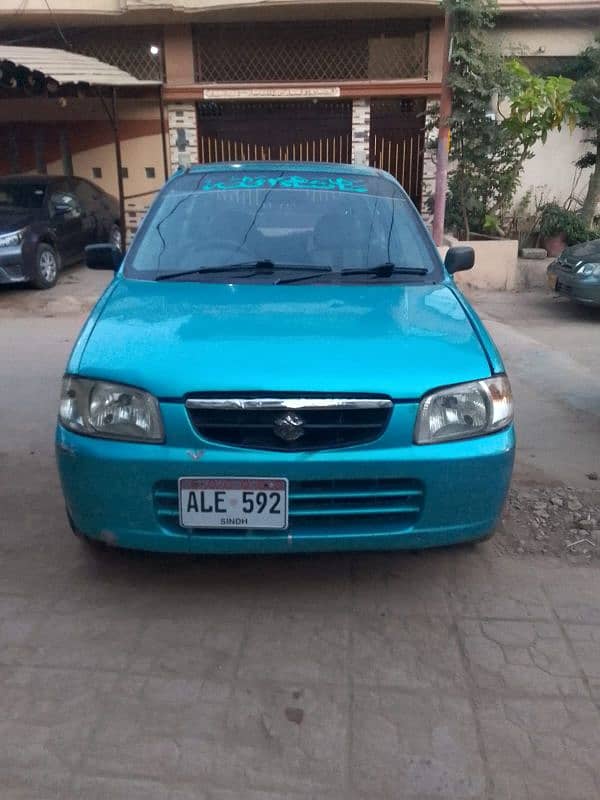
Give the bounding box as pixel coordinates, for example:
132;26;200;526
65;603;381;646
0;175;121;289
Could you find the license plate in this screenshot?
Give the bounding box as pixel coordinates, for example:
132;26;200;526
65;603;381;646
178;477;288;530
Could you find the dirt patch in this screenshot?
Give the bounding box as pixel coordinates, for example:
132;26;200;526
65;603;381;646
0;267;110;318
498;482;600;565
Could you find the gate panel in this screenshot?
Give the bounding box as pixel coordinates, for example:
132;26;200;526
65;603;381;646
197;101;352;166
370;99;425;208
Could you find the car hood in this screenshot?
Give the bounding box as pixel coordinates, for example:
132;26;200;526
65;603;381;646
77;279;492;399
561;239;600;263
0;210;36;234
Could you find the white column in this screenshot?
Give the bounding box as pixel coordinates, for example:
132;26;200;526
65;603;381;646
351;98;371;167
167;102;199;171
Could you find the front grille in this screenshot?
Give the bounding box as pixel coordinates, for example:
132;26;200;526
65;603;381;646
154;478;424;534
185;397;392;451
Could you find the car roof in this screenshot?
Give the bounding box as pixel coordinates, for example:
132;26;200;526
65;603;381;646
182;161;390;180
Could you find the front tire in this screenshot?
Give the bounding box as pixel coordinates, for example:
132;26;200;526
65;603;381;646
30;243;59;289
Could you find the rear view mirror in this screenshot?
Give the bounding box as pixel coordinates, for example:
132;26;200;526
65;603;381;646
85;243;122;271
445;246;475;275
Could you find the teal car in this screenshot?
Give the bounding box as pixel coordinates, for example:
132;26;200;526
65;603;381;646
56;162;515;554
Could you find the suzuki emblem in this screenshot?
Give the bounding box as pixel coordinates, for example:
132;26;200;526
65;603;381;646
273;412;305;442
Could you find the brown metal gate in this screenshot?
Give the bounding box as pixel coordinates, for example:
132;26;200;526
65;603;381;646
197;100;352;165
196;98;425;207
370;98;425;209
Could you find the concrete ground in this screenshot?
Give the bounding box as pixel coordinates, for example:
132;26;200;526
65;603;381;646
1;268;600;800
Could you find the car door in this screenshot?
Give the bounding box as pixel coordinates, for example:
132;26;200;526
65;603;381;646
47;181;85;264
74;179;102;246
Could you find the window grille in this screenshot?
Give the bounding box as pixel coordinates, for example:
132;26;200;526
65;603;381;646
194;21;429;83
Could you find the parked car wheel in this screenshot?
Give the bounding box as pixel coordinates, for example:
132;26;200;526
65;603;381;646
30;243;59;289
109;223;122;251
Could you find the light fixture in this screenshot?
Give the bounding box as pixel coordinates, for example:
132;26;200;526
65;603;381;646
150;45;160;56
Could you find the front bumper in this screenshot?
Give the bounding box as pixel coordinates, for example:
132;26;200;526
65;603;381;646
0;246;27;284
548;264;600;307
56;402;515;554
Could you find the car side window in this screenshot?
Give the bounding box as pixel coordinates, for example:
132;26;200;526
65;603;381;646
74;179;99;211
48;187;82;219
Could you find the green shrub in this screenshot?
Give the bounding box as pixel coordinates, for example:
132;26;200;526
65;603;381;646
539;203;599;245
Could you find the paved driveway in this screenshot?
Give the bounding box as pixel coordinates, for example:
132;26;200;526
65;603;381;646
1;271;600;799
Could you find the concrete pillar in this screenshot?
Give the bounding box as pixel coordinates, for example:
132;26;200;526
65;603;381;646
167;102;198;170
163;24;195;85
351;98;371;167
421;99;439;228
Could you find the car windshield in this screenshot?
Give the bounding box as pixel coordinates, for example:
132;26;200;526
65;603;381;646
0;183;46;211
124;169;442;283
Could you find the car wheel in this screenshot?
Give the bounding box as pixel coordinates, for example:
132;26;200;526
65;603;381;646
109;223;122;251
30;243;59;289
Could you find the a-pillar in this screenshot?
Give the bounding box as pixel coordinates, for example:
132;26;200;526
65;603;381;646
167;103;199;171
351;98;371;167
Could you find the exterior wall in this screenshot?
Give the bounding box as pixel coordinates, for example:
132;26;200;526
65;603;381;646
0;0;442;17
439;240;520;291
498;0;598;11
351;99;370;167
491;23;596;58
427;16;445;83
164;24;195;84
516;127;594;208
0;0;584;18
0;97;164;199
490;22;596;212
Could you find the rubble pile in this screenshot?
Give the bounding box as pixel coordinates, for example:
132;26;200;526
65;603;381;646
500;484;600;563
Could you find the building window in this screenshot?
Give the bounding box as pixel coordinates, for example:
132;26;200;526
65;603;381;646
121;167;129;179
92;167;102;179
145;167;156;179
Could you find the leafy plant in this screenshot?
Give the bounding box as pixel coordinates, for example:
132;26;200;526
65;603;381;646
571;38;600;226
539;202;599;245
442;0;580;239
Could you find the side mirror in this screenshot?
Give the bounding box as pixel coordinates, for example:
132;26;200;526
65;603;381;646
445;246;475;275
85;243;122;271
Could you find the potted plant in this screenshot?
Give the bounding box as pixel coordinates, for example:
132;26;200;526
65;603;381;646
539;204;570;256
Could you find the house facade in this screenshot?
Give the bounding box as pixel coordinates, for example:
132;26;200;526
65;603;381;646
0;0;597;236
491;2;598;209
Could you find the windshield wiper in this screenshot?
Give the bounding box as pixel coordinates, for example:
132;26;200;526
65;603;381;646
156;260;275;281
277;262;429;285
156;260;333;282
341;263;429;278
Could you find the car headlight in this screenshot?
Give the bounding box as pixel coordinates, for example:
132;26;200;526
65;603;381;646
578;262;600;277
415;376;513;444
59;376;164;442
0;228;26;248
